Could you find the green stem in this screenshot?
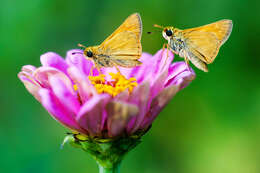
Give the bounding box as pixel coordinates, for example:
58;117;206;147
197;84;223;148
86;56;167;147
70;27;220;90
98;162;121;173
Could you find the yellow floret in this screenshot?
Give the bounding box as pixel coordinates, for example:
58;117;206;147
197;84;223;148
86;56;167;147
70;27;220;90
73;84;78;91
89;72;138;97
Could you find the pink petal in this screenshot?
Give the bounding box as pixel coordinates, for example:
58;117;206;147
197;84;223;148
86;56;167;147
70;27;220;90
153;49;174;74
102;66;133;79
18;71;41;101
33;67;74;93
133;50;173;83
149;70;168;99
127;82;150;134
18;66;42;101
76;94;110;137
165;62;196;89
67;66;97;104
22;65;37;74
140;85;179;129
114;90;129;102
19;65;38;85
40;52;69;75
106;101;139;137
133;56;155;83
49;76;81;115
38;88;85;133
140;52;153;62
127;52;153;79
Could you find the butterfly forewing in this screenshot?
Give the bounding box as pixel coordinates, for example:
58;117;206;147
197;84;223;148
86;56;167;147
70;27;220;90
184;19;232;44
183;19;233;64
100;31;142;67
184;31;221;64
100;31;141;58
98;13;142;67
103;13;142;43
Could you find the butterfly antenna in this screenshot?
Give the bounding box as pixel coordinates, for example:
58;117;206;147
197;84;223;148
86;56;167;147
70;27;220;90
78;43;86;48
164;44;170;69
147;24;164;34
147;30;162;34
153;24;164;29
147;28;163;34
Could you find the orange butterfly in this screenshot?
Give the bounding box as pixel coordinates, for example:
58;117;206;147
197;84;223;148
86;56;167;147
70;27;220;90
75;13;142;71
154;20;233;72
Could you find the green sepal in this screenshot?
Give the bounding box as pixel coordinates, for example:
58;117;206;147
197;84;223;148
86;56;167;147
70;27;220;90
62;134;141;169
61;134;81;149
62;127;151;171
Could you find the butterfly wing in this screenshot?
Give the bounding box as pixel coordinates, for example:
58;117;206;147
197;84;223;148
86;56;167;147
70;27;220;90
184;31;221;64
93;55;114;68
98;13;142;68
184;19;233;45
102;13;142;44
186;48;209;72
183;19;233;64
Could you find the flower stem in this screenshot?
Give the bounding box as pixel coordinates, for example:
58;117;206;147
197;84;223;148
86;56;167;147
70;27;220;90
98;162;121;173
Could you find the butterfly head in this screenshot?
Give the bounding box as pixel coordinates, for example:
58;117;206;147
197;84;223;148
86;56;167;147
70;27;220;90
77;43;96;59
162;27;176;41
84;48;94;59
153;24;177;42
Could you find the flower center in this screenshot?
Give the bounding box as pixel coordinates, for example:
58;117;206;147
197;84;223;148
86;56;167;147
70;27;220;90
88;72;138;97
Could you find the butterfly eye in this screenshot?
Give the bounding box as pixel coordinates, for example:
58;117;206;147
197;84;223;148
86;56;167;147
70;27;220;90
166;29;173;37
86;51;93;57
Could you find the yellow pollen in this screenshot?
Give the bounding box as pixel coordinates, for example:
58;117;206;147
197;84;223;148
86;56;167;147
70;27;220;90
89;72;138;97
73;84;78;91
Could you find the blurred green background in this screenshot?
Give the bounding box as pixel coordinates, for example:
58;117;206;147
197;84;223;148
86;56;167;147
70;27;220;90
1;0;260;172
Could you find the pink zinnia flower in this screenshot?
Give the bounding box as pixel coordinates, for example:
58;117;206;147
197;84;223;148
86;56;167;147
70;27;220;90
18;48;195;172
18;49;195;138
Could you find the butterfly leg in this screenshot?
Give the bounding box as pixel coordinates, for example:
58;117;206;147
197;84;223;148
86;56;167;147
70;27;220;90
96;67;102;75
90;65;94;76
184;55;191;71
162;43;166;51
162;43;170;69
115;65;122;75
90;65;102;76
160;43;167;57
184;56;189;65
